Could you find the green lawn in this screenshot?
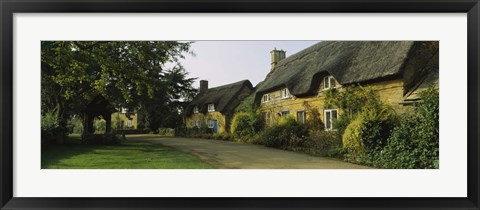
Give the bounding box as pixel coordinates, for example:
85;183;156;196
41;137;215;169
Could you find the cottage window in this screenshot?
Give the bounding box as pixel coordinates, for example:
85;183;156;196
324;109;338;130
281;110;290;117
127;119;133;127
262;94;270;103
207;119;215;128
297;111;306;124
281;88;290;99
263;112;271;125
193;106;199;113
208;104;215;112
323;76;337;90
195;120;200;128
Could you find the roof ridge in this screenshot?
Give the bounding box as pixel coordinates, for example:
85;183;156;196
207;79;250;90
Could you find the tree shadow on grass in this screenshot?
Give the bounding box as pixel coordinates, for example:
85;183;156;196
41;138;214;169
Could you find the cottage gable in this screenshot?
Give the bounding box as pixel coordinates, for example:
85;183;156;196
186;80;254;116
186;80;255;133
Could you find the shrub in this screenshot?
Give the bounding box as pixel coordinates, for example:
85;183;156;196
326;146;347;158
256;117;309;149
231;111;264;142
157;128;175;136
137;122;145;130
41;111;59;132
182;126;213;138
307;130;342;156
358;109;397;152
374;86;439;169
332;115;352;135
174;127;188;137
212;133;233;141
372;116;420;168
342;109;397;162
41;111;67;144
342;116;365;160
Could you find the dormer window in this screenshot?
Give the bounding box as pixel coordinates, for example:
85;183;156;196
281;88;290;99
262;94;270;103
193;106;199;113
208;104;215;112
323;76;337;90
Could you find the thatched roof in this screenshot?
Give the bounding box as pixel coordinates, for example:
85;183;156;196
186;80;254;116
256;41;438;98
404;68;439;102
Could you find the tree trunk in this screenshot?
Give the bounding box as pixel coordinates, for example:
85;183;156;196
83;112;94;135
103;112;111;134
54;100;67;144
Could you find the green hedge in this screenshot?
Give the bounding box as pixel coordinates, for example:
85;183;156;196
230;111;264;143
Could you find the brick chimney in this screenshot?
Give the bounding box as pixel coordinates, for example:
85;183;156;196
199;80;208;94
270;48;286;71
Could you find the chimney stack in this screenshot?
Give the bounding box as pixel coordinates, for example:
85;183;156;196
199;80;208;94
270;48;286;71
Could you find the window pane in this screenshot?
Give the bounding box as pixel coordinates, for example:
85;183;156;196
297;111;305;124
326;111;331;129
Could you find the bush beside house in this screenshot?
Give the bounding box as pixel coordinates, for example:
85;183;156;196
334;86;439;168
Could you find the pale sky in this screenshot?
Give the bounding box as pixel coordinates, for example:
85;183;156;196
179;41;319;88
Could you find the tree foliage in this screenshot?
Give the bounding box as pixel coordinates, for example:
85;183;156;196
41;41;196;135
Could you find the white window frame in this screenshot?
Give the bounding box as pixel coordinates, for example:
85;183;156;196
323;76;337;90
207;119;215;128
195;120;200;128
207;104;215;112
297;111;306;124
281;88;290;99
324;109;338;130
281;110;290;117
193;106;199;113
127;119;133;127
263;112;271;125
262;94;270;103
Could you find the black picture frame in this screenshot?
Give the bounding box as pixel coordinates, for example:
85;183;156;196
1;0;479;209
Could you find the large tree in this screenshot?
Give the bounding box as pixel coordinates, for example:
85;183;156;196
41;41;196;137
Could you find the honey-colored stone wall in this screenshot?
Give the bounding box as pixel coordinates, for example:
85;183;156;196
259;78;411;127
369;79;411;114
111;112;138;129
186;111;227;133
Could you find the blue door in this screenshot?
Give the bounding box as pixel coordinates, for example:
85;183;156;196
213;120;218;133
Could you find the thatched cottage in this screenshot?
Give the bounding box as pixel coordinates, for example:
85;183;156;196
255;41;439;130
186;80;254;133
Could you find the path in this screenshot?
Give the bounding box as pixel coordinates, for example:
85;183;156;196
126;135;370;169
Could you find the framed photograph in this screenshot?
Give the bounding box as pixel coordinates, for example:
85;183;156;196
1;0;479;209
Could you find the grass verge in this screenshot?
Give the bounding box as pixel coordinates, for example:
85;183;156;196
41;136;215;169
